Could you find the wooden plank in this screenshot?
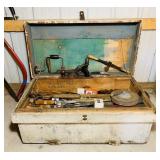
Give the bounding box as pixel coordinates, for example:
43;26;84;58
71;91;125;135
138;82;156;89
4;18;156;32
15;77;155;115
141;18;156;30
4;20;26;32
32;77;130;93
9;82;155;92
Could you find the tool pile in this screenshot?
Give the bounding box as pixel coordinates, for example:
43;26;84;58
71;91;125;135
28;88;142;109
30;55;141;109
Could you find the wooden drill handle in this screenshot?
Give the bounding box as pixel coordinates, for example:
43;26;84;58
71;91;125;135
88;55;99;61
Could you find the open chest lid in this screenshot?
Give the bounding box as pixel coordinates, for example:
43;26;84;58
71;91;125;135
24;20;141;78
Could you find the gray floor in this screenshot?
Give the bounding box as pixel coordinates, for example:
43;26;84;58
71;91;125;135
4;89;156;152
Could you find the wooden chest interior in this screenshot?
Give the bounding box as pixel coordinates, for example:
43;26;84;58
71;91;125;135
15;76;154;113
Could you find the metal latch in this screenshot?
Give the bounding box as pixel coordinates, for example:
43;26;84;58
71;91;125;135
80;11;85;20
82;115;87;121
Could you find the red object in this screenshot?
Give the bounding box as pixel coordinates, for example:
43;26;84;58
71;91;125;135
85;90;97;95
4;39;27;99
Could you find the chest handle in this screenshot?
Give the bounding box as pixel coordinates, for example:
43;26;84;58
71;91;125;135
82;115;87;121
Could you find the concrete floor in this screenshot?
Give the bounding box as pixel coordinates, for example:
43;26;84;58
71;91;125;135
4;89;156;152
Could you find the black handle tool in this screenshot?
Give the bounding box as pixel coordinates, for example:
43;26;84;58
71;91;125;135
46;54;64;73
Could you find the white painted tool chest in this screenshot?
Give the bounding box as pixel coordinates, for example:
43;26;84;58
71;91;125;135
11;20;155;144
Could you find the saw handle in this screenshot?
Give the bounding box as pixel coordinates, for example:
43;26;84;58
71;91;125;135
46;54;64;73
49;54;62;59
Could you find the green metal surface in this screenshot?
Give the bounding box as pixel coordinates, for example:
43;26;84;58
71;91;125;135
32;39;105;72
26;22;140;75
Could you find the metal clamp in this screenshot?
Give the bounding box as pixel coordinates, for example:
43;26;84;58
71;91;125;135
80;11;85;20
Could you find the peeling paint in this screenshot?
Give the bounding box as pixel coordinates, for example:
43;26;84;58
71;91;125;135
104;39;133;71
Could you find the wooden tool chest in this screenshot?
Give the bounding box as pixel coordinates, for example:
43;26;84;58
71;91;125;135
11;20;155;144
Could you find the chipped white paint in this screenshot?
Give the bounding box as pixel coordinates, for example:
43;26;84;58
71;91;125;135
11;111;156;124
18;123;153;144
12;103;155;144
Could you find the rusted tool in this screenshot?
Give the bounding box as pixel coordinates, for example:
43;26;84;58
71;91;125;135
74;57;90;77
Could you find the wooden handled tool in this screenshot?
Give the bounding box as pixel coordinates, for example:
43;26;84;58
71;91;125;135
88;54;128;74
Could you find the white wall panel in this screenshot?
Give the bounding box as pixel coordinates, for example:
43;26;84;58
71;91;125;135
4;7;12;17
10;33;30;82
134;31;156;82
14;7;34;19
138;7;156;18
87;7;114;19
114;7;138;18
4;7;32;83
148;53;156;81
4;33;12;82
33;7;60;19
4;7;33;19
60;7;88;19
4;33;20;83
4;7;7;17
